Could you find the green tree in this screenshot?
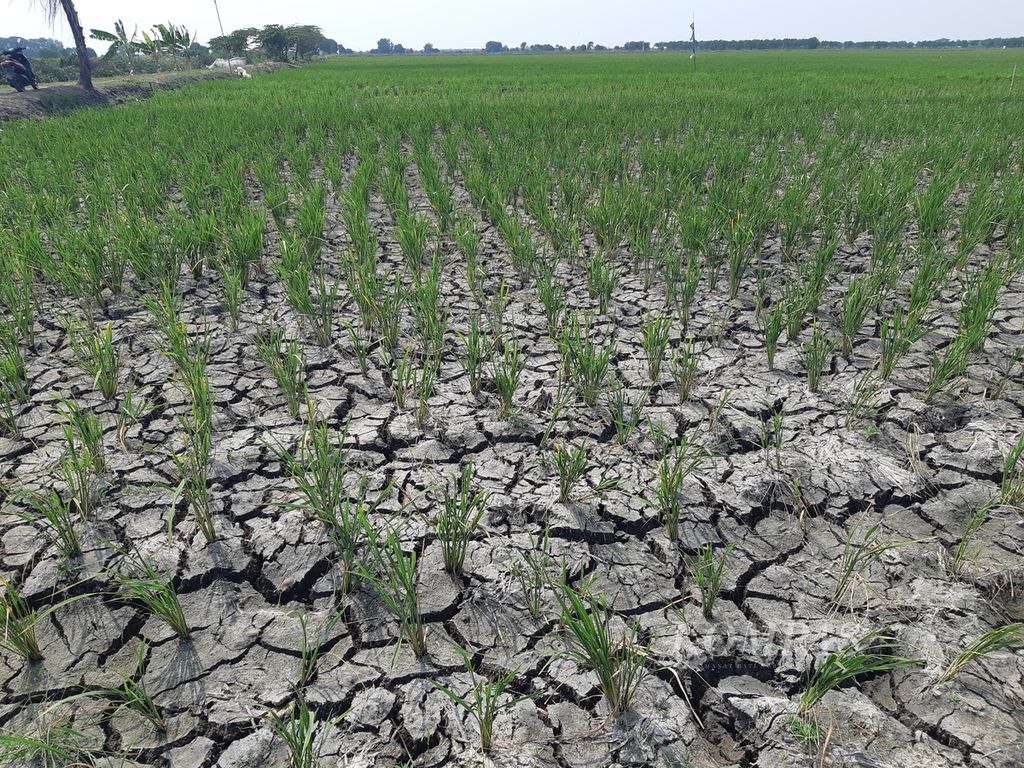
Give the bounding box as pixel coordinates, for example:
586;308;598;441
375;38;394;54
484;40;504;53
209;28;256;58
258;24;290;61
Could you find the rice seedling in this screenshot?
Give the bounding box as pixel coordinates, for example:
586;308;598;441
392;350;417;409
431;648;531;754
271;699;330;768
416;357;438;428
59;424;101;520
459;313;490;395
0;722;98;766
437;461;487;575
553;443;589;503
61;639;165;730
586;252;619;314
839;276;871;357
946;500;992;578
116;386;151;447
670;337;704;402
691;542;735;619
222;262;245;330
0;329;28;405
108;548;190;639
0;265;35;350
554;580;648;717
562;316;613;407
255;327;308;419
7;489;81;559
802;322;834;392
1;577;43;662
606;383;648;445
537;262;566;338
59;401;105;475
493;340;524;418
641;313;672;383
935;623;1024;685
878;308;925;381
510;529;555;619
798;629;921;714
397;211;433;275
453;215;482;296
1000;433;1024;506
760;404;785;471
653;436;711;541
831;523;923;607
359;521;426;660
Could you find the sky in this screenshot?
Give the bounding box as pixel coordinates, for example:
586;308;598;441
3;0;1023;52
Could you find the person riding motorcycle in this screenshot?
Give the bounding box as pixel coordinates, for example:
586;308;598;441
1;47;39;92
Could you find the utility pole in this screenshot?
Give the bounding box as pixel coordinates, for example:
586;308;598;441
213;0;225;36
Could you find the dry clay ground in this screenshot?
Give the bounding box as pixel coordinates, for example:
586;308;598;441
2;151;1023;768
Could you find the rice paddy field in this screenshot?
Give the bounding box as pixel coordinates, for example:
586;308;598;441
1;50;1024;767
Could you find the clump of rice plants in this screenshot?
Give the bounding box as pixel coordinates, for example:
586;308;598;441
431;648;531;754
7;490;81;559
641;313;672;383
437;461;487;575
108;548;190;639
801;322;834;392
1001;433;1024;506
554;580;648;717
831;523;923;607
0;578;43;662
561;315;613;407
691;542;735;619
359;522;426;660
67;320;120;399
553;443;588;503
653;436;711;541
669;337;704;402
945;500;992;578
935;623;1024;685
255;327;308;419
493;340;524;418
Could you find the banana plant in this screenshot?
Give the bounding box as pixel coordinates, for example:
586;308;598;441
90;20;138;75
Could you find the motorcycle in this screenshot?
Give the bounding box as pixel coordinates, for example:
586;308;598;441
1;47;39;92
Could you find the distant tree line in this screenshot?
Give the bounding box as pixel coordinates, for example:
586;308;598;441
0;36;96;58
653;36;1024;51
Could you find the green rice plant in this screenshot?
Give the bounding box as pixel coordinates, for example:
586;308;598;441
255;327;308;419
397;211;433;275
278;235;315;317
554;580;648;717
562;316;613;407
410;256;448;357
760;405;785;471
925;336;973;402
392;350;417;409
8;490;81;559
669;336;704;403
227;209;266;288
641;313;672;383
223;262;245;331
108;548;190;639
453;215;482;296
458;314;489;396
0;577;43;662
0;726;97;765
1001;433;1024;506
417;357;438;428
878;308;925;380
431;648;530;754
908;248;952;317
271;699;329;768
764;303;783;369
587;252;619;314
68;639;164;731
914;174;955;253
0;329;28;404
537;262;566;338
359;521;426;660
171;373;214;542
799;629;920;714
487;279;511;346
437;461;487;575
325;479;388;595
59;426;101;520
375;276;405;354
935;623;1024;685
725;217;757;299
691;542;735;619
116;386;151;447
297;183;326;258
59;401;105;475
653;436;711;541
344;322;370;375
67;320;119;400
510;529;555;619
801;322;834;392
0;262;34;349
831;524;922;606
493;340;524;418
606;383;647;445
946;500;991;578
553;443;588;503
310;272;340;347
670;252;703;331
839;276;871;357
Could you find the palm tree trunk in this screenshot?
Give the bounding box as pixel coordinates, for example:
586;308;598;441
59;0;94;90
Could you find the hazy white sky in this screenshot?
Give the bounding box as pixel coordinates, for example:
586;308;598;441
4;0;1022;51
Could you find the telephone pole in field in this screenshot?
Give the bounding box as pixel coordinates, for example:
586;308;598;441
213;0;225;36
